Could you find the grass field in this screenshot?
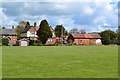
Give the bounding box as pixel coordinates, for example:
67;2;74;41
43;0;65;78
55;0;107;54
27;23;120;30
2;46;118;78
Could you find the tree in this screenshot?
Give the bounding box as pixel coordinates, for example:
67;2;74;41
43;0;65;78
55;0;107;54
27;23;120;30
117;26;120;45
37;20;52;44
116;26;120;33
79;30;86;34
2;38;9;45
55;25;67;37
15;26;25;39
2;27;5;29
55;25;68;41
99;30;117;45
25;21;30;28
19;21;27;27
12;26;14;29
70;28;78;33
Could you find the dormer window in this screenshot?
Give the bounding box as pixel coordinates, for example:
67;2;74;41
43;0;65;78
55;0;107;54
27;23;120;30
30;31;35;34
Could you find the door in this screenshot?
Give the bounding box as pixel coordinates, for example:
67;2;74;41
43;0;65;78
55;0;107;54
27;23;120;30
21;41;27;46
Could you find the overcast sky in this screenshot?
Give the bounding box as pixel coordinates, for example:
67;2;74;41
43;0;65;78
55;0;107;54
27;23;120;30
0;0;119;32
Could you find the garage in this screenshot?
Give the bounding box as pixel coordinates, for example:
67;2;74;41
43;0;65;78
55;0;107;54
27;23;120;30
17;38;29;46
21;41;28;46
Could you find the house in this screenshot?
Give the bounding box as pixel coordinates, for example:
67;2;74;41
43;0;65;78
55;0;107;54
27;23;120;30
0;29;17;45
21;22;56;44
68;33;102;45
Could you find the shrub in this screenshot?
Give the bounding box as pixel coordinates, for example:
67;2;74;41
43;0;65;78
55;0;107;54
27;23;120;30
38;43;56;46
65;43;72;46
73;42;77;45
29;40;40;46
33;43;38;46
2;38;9;45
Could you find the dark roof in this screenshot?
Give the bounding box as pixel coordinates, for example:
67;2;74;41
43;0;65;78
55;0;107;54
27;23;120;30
21;27;31;33
21;26;54;33
0;29;17;36
70;33;101;39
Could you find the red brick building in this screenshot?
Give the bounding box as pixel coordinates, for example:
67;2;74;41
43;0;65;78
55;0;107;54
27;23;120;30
0;29;17;45
68;33;102;45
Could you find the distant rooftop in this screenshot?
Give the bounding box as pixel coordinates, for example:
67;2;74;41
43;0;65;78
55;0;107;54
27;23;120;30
0;29;17;36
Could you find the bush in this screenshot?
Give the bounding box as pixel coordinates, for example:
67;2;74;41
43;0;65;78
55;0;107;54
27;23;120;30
73;42;77;45
29;40;40;46
38;43;56;46
65;43;72;46
2;38;9;45
33;43;38;46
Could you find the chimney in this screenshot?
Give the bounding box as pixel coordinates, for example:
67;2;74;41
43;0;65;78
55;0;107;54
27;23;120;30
34;22;37;27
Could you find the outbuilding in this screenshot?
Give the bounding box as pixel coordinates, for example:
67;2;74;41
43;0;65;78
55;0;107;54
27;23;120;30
68;33;102;45
17;38;29;46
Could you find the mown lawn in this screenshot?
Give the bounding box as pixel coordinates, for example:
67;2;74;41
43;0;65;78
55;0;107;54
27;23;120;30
2;46;118;78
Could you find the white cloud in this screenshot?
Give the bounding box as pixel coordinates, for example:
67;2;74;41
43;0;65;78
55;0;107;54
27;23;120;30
83;6;94;15
0;8;17;28
0;1;118;32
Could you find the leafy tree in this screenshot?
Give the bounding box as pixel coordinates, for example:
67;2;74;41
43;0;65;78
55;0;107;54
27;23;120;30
25;21;30;28
15;26;25;39
37;20;52;44
99;30;117;45
2;27;5;29
70;28;78;33
117;26;120;33
2;38;9;45
55;25;67;38
117;26;120;45
12;26;14;29
79;30;86;34
19;21;27;27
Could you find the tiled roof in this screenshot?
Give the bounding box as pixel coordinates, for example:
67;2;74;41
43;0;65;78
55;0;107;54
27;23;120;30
21;26;54;33
50;26;54;32
29;26;39;31
71;33;101;39
0;29;17;36
21;27;31;33
71;33;86;38
84;34;101;38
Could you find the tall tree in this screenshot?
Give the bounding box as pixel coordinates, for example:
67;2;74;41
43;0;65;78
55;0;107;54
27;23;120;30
117;26;120;45
12;26;14;29
15;26;25;39
55;25;68;42
2;27;5;29
55;25;67;37
25;21;30;28
19;21;27;27
37;20;52;44
70;28;78;33
99;30;117;45
79;30;86;34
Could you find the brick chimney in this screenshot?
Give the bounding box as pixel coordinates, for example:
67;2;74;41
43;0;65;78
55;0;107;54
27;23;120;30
34;22;37;27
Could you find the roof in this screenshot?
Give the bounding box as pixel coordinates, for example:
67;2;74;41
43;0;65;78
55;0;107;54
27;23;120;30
49;26;54;32
0;29;17;36
21;27;31;33
70;33;101;39
21;26;54;33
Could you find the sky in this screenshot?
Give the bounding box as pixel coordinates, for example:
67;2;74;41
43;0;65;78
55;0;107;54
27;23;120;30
0;0;119;33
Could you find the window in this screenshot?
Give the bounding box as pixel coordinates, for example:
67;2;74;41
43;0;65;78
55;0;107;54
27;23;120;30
80;40;82;43
30;31;35;34
48;38;53;42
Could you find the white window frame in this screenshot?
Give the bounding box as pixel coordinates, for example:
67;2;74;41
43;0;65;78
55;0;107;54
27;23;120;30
48;38;53;42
